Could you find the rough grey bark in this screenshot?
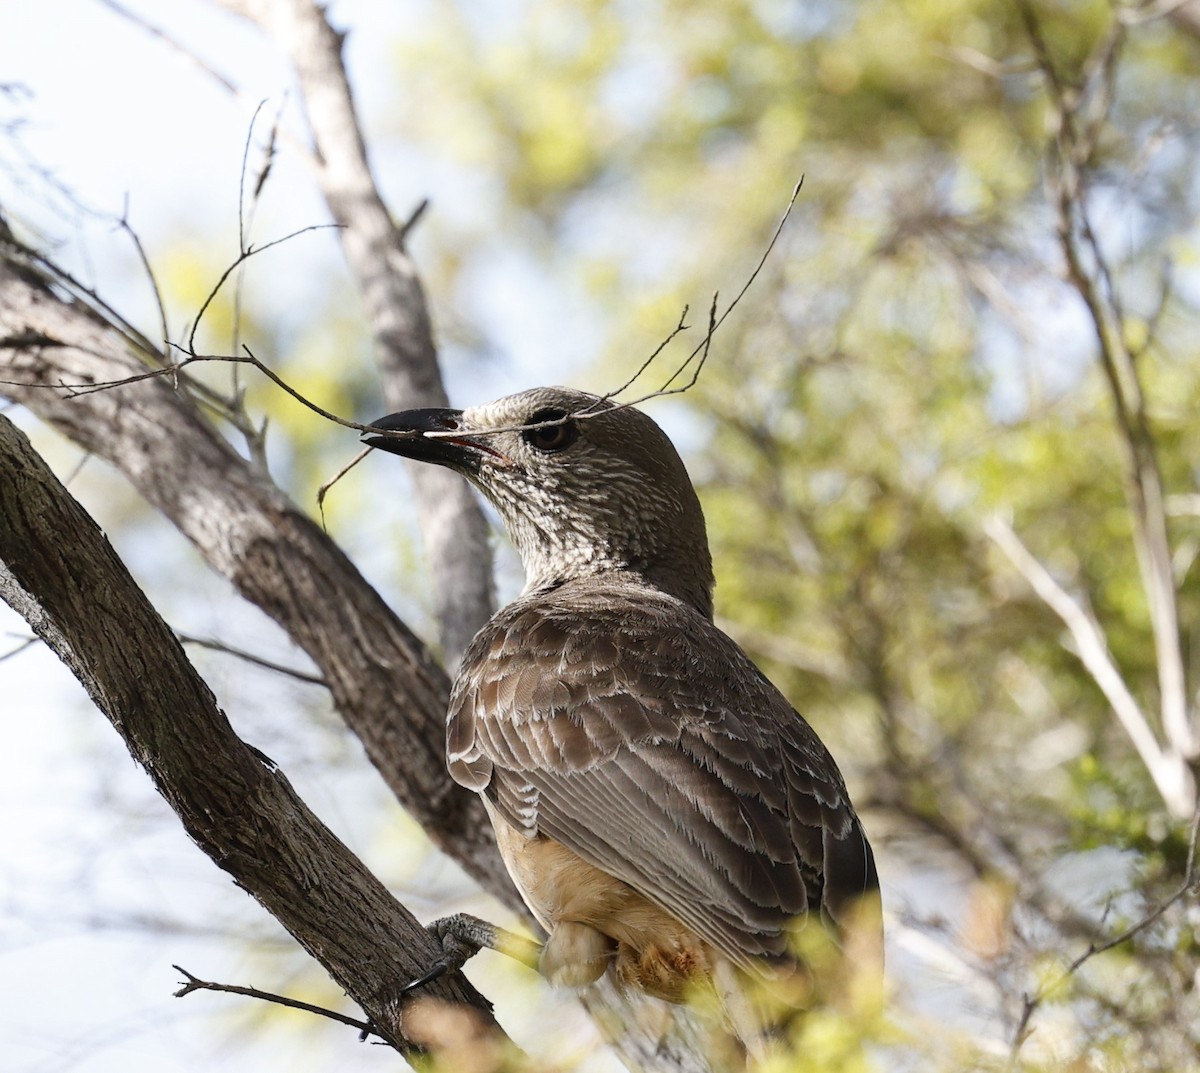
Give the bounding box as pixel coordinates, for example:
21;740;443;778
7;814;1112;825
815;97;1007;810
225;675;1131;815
0;411;498;1055
0;256;512;904
215;0;495;668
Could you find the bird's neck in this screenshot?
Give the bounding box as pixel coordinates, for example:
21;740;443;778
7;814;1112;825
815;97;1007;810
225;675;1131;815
635;557;715;619
518;535;715;619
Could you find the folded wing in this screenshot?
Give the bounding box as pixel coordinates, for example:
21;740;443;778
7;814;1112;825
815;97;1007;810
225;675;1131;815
449;580;879;970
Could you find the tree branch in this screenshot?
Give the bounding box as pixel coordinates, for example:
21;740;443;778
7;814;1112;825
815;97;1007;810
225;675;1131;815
214;0;495;667
985;514;1194;816
177;632;327;686
1017;0;1197;767
0;255;514;904
1009;799;1200;1062
172;964;386;1041
0;411;502;1055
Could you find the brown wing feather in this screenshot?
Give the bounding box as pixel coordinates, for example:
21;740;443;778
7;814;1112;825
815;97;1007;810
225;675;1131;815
449;577;879;970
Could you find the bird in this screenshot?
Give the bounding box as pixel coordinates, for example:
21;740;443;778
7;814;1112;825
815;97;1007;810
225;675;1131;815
364;386;881;1044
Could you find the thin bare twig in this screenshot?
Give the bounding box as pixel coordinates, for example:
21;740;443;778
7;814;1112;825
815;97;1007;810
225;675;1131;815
228;99;280;473
0;634;39;662
1064;801;1199;972
1008;801;1200;1063
0;232;164;365
0;349;374;433
186;223;341;357
605;176;805;412
418;179;806;441
317;446;373;528
597;304;691;405
59;448;93;488
397;197;430;246
98;0;317;181
172;964;394;1046
237;99;270;255
252;100;283;202
114;194;170;350
99;0;239;94
658;290;719;398
177;633;326;687
1;229;269;441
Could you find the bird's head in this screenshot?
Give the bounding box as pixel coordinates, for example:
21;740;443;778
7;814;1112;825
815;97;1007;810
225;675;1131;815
365;386;714;617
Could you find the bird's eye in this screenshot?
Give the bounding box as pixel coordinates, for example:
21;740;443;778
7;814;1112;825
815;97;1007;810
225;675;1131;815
522;409;579;454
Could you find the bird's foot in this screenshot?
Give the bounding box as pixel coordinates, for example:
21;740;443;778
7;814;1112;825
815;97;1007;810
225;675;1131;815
404;912;542;992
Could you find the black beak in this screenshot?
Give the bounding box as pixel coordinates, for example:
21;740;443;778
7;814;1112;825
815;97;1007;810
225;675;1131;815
363;407;485;471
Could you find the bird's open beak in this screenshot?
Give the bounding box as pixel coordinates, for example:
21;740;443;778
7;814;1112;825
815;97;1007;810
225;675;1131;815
363;408;499;472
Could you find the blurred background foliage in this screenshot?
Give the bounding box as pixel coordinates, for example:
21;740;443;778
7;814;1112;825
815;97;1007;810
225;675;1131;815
4;0;1200;1070
381;0;1200;1067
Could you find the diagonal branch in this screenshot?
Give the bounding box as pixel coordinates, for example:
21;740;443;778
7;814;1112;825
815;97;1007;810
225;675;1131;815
0;255;514;904
177;633;327;686
985;515;1194;817
0;412;501;1055
1056;180;1191;760
172;964;385;1040
1009;799;1200;1062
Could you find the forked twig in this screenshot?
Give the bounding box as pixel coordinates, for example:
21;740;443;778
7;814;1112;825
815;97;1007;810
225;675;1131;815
317;447;373;529
186;224;341;358
421;177;806;440
172;964;395;1047
596;176;804;413
597;304;691;405
3;179;805;489
115;194;170;350
1007;802;1200;1064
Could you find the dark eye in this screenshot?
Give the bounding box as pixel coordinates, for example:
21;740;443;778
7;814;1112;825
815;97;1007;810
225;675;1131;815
522;408;579;453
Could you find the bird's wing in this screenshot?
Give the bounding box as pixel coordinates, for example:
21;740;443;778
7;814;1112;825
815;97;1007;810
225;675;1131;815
448;583;878;970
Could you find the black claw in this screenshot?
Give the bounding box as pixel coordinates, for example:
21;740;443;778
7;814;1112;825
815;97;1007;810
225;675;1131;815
403;961;452;993
403;915;485;993
403;913;543;994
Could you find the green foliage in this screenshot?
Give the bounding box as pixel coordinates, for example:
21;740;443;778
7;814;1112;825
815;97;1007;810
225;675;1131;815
376;0;1200;1067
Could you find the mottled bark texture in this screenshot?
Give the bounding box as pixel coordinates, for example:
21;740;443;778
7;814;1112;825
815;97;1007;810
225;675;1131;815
0;412;497;1054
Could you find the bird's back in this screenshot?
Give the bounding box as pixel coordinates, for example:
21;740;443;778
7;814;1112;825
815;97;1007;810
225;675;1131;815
448;575;881;983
